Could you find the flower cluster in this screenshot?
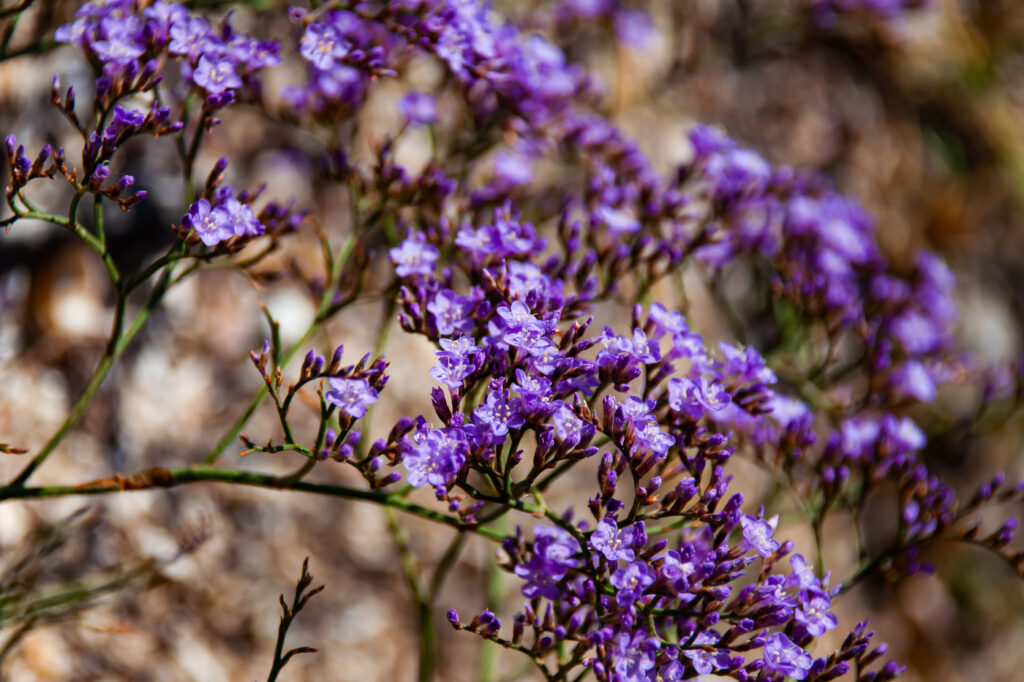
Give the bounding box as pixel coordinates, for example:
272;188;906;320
57;0;279;104
2;0;1023;680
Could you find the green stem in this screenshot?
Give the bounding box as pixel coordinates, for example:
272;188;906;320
479;516;507;682
385;509;435;682
8;351;117;487
0;466;506;542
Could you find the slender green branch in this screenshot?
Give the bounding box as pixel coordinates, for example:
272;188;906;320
385;508;436;682
479;516;507;682
0;466;507;542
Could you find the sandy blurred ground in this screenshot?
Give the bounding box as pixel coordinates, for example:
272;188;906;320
1;0;1023;680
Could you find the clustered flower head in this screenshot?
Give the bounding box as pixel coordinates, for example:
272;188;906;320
56;0;279;106
4;0;1023;680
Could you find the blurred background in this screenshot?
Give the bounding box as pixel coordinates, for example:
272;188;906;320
1;0;1023;679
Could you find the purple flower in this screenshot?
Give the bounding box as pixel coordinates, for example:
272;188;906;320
144;1;187;43
169;16;214;58
633;421;675;457
512;370;557;415
610;560;656;606
837;416;881;458
300;23;350;70
719;342;777;384
592;205;640;237
762;632;813;680
182;199;233;246
598;327;660;365
660;549;696;591
552;405;583;448
193;55;242;94
890;311;943;356
890;360;936;403
112;105;145;129
390;234;439;278
404;427;469;489
217;198;264;237
667;376;731;420
608;631;659;681
590;518;642;562
427;289;476;336
795;590;838;637
494;150;533;187
232;38;282;71
682;631;729;676
514;525;580;599
398;91;437;125
473;390;524;442
92;36;144;66
740;514;780;558
430;337;482;390
786;554;821;592
325;378;378;418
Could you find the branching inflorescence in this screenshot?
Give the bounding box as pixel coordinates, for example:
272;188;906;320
1;0;1023;681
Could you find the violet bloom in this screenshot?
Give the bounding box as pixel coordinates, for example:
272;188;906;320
762;633;813;680
494;150;533;186
598;327;660;365
660;549;696;592
889;311;943;356
514;525;580;599
473;390;524;443
430;337;482;390
786;554;821;592
182;199;233;246
608;631;658;681
890;360;936;403
648;302;689;339
497;301;553;352
592;205;640;237
720;342;777;384
144;1;187;43
232;38;282;71
300;23;350;69
325;378;378;418
633;421;675;458
512;370;557;416
795;590;838;637
193;55;242;94
837;415;881;458
455;224;501;264
92;36;144;66
740;514;780;558
552;405;583;448
168;16;214;58
217;198;264;237
427;289;475;336
590;518;642;562
404;427;469;489
112;105;145;129
398;91;437;125
682;630;729;676
610;560;655;606
526;340;563;376
390;234;439;277
667;376;731;420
